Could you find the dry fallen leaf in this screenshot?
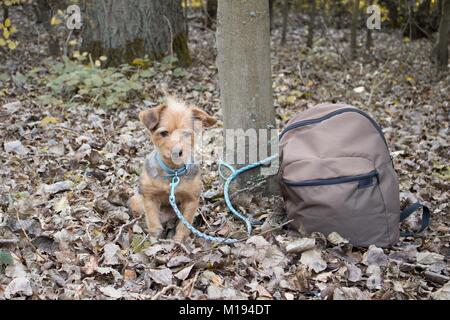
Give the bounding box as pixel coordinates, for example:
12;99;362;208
362;245;388;267
346;263;362;282
39;181;74;195
327;232;349;245
300;249;327;273
175;264;194;281
431;282;450;300
4;277;33;299
4;140;29;155
0;10;448;301
333;287;370;300
103;243;120;265
100;286;123;299
416;251;445;265
167;255;191;268
286;238;316;253
148;268;173;286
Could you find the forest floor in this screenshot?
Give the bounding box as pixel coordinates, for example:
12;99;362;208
0;11;449;300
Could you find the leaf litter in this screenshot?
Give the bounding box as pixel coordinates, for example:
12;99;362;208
0;10;448;300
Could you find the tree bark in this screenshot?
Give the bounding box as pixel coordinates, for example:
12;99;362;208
217;0;276;189
436;0;450;71
307;0;316;48
350;0;360;59
81;0;191;66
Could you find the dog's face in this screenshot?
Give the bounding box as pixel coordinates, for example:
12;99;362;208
139;97;216;166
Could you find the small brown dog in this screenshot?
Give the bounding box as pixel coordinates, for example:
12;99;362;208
130;97;216;242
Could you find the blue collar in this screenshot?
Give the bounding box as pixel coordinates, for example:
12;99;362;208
155;152;187;177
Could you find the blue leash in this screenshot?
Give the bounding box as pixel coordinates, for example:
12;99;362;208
159;152;279;244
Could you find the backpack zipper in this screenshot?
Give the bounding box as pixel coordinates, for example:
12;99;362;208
283;170;379;188
279;108;390;152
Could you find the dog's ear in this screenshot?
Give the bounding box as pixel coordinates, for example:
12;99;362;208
139;104;166;131
191;107;217;128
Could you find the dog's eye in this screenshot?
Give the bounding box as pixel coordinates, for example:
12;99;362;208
159;130;169;137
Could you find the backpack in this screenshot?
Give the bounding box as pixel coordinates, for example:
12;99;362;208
278;103;430;247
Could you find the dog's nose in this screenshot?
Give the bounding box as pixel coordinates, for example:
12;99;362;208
172;146;183;158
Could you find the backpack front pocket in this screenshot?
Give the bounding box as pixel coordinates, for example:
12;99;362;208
281;158;390;246
283;170;378;188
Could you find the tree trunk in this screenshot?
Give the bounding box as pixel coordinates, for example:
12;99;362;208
350;0;360;59
3;4;8;22
269;0;275;32
281;0;291;45
206;0;217;29
217;0;277;189
307;0;316;48
81;0;191;66
436;0;450;71
183;0;188;38
404;0;435;39
366;0;373;50
433;0;443;30
380;0;399;28
35;0;60;57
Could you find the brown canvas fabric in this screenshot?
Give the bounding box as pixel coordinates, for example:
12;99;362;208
278;103;400;247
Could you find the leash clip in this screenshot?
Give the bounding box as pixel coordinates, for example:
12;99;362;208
171;175;180;186
169;175;180;204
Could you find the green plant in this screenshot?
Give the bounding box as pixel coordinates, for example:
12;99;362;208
40;50;186;108
43;56;143;108
0;250;13;273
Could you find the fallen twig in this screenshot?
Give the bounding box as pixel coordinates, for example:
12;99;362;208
423;271;449;285
159;239;191;255
0;238;19;245
151;285;183;300
113;214;143;243
188;270;200;298
53;126;81;134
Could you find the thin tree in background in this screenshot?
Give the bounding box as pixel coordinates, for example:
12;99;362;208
366;0;373;50
435;0;450;71
380;0;399;28
2;2;8;21
269;0;275;32
205;0;217;29
307;0;316;48
36;0;60;57
350;0;360;59
281;0;291;45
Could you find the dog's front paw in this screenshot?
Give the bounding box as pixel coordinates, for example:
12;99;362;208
148;227;164;238
172;231;188;242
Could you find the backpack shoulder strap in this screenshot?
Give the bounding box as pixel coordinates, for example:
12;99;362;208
400;202;430;237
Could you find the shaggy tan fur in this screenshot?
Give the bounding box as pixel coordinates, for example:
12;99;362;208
130;97;216;242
